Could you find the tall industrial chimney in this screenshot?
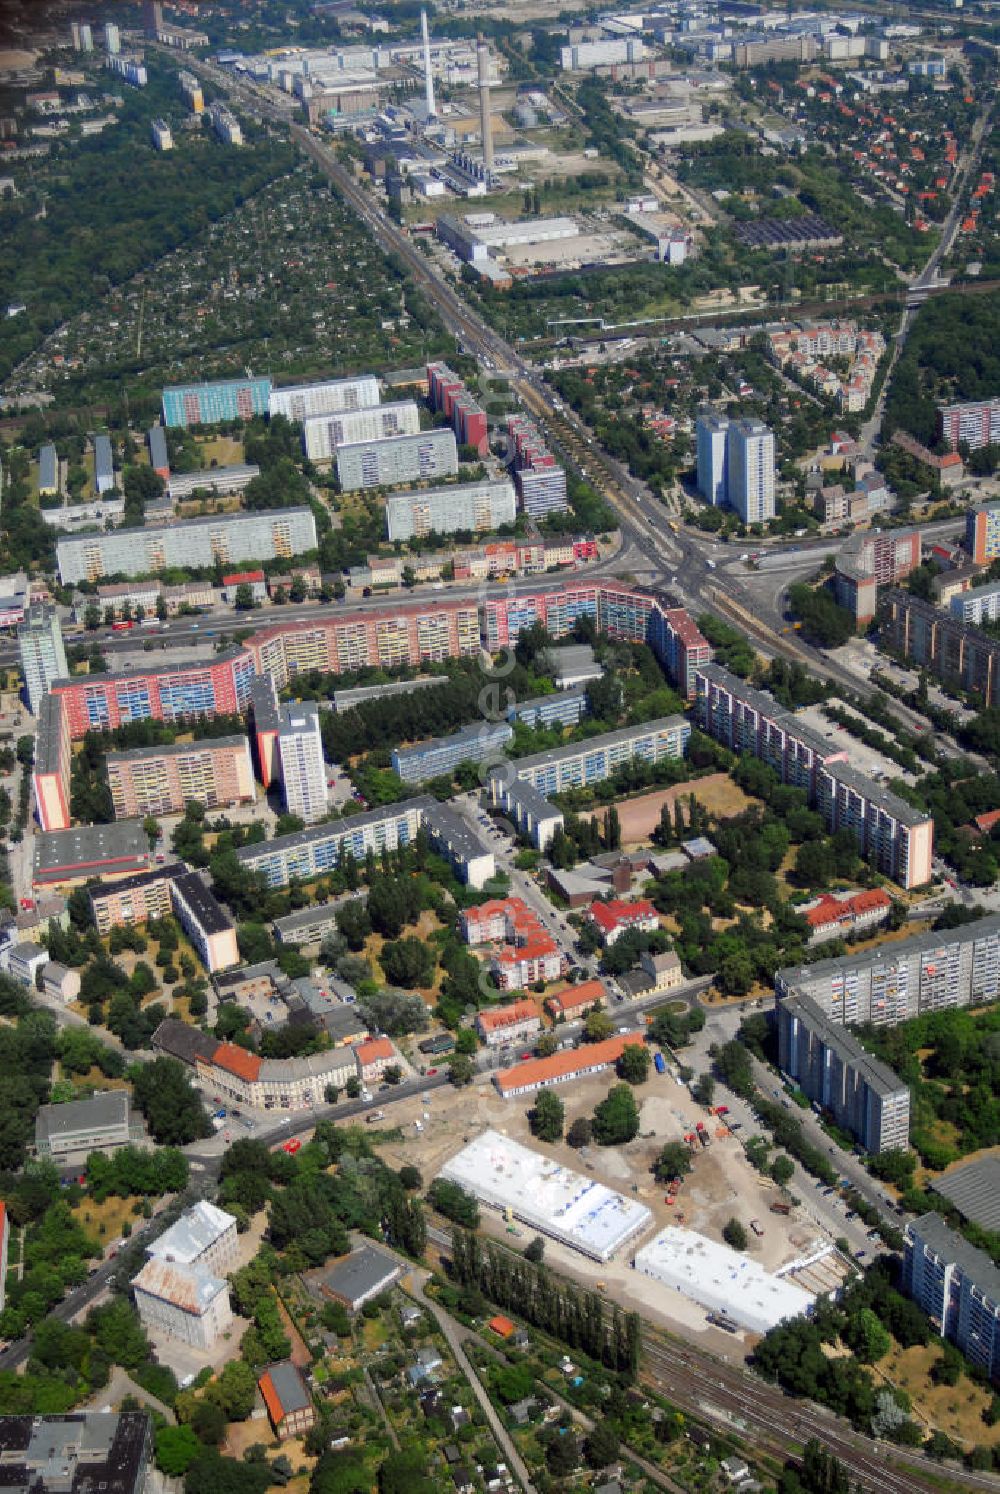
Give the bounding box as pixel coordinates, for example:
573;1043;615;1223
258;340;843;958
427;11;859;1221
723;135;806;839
477;35;493;174
421;10;436;120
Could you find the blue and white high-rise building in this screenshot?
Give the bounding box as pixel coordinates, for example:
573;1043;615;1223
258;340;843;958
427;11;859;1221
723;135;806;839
695;408;729;507
726;417;775;525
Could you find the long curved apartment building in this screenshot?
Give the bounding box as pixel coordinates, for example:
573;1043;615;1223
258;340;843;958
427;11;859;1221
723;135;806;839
47;581;710;740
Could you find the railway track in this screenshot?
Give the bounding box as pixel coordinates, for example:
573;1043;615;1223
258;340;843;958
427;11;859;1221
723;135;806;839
641;1336;995;1493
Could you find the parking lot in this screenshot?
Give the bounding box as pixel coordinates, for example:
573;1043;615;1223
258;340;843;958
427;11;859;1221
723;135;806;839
793;700;920;785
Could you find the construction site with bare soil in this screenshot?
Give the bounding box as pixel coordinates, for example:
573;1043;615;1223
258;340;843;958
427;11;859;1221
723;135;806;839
365;1066;853;1352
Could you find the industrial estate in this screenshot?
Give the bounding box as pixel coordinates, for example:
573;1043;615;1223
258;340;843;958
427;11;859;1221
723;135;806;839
0;1;1000;1492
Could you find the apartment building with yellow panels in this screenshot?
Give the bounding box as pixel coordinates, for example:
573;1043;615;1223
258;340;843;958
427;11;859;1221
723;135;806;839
106;736;255;818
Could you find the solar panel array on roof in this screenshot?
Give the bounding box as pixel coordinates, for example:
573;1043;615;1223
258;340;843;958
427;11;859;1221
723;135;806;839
734;214;841;248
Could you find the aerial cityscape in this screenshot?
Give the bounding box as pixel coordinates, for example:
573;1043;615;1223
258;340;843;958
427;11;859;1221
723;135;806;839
0;0;999;1490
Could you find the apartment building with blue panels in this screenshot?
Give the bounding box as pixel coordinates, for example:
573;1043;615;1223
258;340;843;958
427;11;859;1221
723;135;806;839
905;1214;1000;1383
391;721;513;784
511;717;690;797
236;801;427;886
508;687;588;730
234;795;495;890
162;377;272;429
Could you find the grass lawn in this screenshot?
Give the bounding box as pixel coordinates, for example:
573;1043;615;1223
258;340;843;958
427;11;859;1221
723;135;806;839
73;1193;142;1249
878;1343;1000;1450
361;1316;390;1352
198;434;244;467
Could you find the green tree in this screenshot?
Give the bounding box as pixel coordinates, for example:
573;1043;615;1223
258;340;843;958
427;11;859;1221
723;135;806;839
447;1052;474;1086
566;1117;592;1148
691;1072;715;1106
771;1154;795;1187
233;583;257;611
335;900;371;951
617;1043;651;1085
592;1083;639;1145
529;1088;565;1142
583;1008;614;1043
723;1218;747;1251
380;937;434;989
155;1425;201;1477
584;1419;620;1468
653;1142;693;1182
844;1308;890;1365
524;1235;545;1264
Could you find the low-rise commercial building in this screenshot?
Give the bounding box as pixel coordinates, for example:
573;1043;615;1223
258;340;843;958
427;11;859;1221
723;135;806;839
306;1244;402;1313
634;1227;813;1334
777;993;910;1152
0;1414;151;1494
33;821;150;888
34;1090;138;1160
33;692;71;832
440;1129;652;1260
493;1033;645;1098
905;1214;1000;1383
107;736;254;818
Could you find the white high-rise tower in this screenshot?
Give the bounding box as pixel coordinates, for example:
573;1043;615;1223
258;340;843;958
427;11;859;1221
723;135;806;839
477;36;493;173
421;10;436;120
727;418;776;525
